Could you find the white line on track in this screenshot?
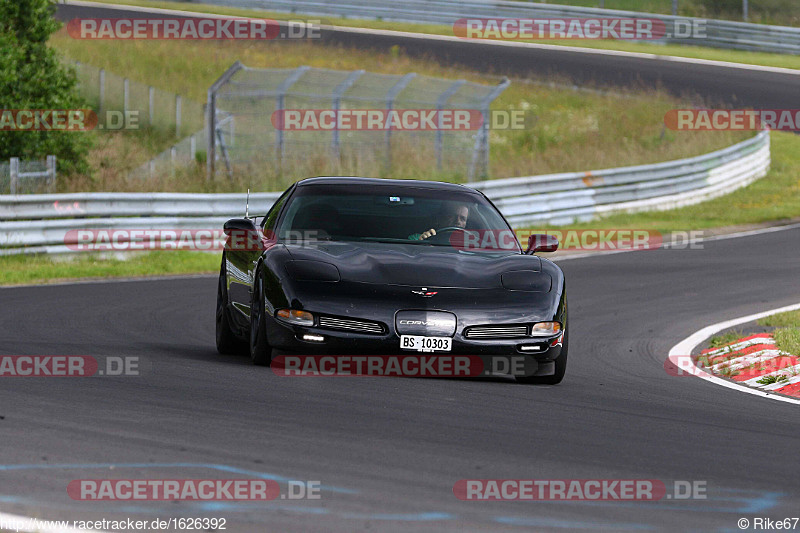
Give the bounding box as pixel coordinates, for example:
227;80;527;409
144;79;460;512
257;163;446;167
551;221;800;262
668;302;800;405
0;273;215;290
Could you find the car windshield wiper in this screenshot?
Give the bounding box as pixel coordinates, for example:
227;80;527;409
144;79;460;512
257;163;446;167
359;238;433;245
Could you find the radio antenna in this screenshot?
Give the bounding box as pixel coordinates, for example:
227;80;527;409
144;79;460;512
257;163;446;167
245;188;250;219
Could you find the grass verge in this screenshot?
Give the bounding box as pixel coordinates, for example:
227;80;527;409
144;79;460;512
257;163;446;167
759;310;800;355
708;330;745;349
532;131;800;232
0;251;218;286
76;0;800;71
51;25;749;192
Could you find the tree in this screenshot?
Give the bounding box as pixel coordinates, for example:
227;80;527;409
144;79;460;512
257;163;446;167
0;0;91;175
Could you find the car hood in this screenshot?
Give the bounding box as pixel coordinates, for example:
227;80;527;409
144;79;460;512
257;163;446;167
283;241;540;289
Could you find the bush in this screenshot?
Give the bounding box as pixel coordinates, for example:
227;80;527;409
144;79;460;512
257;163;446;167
0;0;91;175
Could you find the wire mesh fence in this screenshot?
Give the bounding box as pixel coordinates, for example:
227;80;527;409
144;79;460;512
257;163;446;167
0;157;57;195
69;61;204;138
206;63;509;185
127;128;208;181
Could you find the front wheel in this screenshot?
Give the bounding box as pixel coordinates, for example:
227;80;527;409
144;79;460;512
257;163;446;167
216;257;248;355
516;328;568;385
249;269;274;366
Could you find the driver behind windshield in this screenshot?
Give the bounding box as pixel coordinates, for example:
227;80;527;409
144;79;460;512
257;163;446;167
409;203;469;241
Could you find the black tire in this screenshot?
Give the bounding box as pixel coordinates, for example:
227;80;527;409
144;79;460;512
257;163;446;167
516;327;568;385
216;257;248;355
249;268;274;366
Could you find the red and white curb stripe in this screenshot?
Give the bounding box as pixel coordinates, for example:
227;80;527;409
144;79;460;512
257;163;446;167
698;333;800;396
668;302;800;405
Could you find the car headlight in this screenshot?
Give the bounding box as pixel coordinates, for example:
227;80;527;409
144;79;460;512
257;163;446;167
276;309;315;326
531;322;561;337
285;260;340;282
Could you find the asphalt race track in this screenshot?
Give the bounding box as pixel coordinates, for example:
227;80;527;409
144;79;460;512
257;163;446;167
0;4;796;531
2;226;799;532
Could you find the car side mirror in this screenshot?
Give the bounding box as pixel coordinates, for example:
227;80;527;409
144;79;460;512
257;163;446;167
223;218;257;235
526;234;559;255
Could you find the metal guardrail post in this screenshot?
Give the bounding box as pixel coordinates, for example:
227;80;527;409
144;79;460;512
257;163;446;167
331;70;365;159
123;78;129;113
384;73;416;172
149;87;155;127
47;155;57;191
216;129;233;181
9;158;19;195
99;69;105;114
274;66;311;171
436;80;466;170
176;95;182;138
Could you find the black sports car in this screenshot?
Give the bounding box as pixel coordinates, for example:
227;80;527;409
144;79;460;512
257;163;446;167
215;177;568;384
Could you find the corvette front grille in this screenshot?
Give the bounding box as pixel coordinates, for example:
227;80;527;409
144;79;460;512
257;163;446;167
464;325;529;339
318;316;385;335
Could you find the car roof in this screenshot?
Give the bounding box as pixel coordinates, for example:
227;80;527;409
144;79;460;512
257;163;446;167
295;176;477;193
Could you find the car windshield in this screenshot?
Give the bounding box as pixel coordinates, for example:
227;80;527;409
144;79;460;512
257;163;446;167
277;183;521;253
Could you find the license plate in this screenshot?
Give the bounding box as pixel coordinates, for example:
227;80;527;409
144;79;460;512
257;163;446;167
400;335;452;352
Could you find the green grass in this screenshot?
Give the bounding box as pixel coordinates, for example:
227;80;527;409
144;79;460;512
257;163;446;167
50;25;747;192
0;251;218;286
759;311;800;356
76;0;800;71
756;374;789;385
774;328;800;357
708;330;745;349
530;131;800;232
759;309;800;328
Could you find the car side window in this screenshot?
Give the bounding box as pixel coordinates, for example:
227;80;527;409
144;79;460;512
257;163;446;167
261;188;292;232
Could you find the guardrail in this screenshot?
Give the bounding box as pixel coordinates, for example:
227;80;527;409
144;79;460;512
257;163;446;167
0;131;769;255
475;130;770;226
257;0;800;55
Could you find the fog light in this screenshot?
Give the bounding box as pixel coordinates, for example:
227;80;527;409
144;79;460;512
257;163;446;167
276;308;314;326
519;345;543;352
531;322;561;337
302;334;325;343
